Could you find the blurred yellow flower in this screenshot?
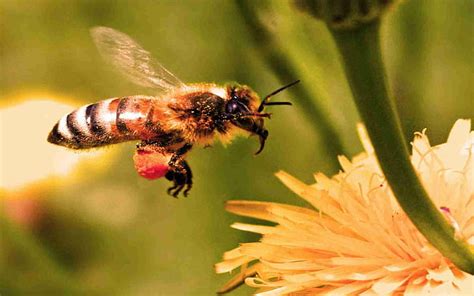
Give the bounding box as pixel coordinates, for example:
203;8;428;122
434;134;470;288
216;119;474;295
0;98;106;191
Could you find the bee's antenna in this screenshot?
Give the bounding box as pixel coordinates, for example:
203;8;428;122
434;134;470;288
262;102;292;107
258;80;300;112
241;112;272;119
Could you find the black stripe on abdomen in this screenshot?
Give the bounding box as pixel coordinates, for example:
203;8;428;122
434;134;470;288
66;112;86;144
87;103;106;136
116;98;131;134
47;122;65;144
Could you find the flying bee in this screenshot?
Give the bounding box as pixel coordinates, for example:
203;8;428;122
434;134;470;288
47;27;298;197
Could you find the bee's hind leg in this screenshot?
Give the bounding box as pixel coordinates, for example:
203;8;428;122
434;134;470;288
165;160;193;198
165;171;185;197
168;143;193;171
182;161;193;196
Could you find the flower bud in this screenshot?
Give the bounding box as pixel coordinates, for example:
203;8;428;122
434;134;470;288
294;0;399;30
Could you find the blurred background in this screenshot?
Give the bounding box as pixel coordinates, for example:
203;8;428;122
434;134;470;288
0;0;472;295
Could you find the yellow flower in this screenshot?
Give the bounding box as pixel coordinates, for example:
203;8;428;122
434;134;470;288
0;98;113;226
0;98;106;191
215;119;474;295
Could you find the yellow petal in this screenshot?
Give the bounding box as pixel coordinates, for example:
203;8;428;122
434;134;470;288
357;123;374;155
231;223;275;235
447;119;471;149
371;272;411;294
215;255;253;273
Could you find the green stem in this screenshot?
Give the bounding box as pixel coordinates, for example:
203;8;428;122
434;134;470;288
329;21;474;274
236;0;346;170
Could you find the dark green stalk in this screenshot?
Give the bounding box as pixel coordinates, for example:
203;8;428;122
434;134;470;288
236;0;346;169
329;20;474;274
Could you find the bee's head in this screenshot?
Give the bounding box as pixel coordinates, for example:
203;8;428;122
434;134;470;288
224;80;299;155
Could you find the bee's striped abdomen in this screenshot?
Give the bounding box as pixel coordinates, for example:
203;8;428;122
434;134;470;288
48;96;166;149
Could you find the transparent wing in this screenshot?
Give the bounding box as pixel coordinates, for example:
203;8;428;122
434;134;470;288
91;26;186;91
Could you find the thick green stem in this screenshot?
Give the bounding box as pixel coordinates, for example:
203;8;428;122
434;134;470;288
330;21;474;273
236;0;346;170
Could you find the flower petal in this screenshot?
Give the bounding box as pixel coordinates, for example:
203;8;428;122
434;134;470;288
217;121;474;295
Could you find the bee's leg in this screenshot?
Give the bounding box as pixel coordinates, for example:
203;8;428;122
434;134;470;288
135;142;165;154
168;143;193;173
165;170;186;198
165;160;192;198
182;161;193;197
161;143;193;198
136;140;160;150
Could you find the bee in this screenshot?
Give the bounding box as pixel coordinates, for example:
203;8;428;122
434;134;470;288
47;27;298;197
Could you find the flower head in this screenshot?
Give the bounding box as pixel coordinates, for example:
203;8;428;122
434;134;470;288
294;0;400;30
216;119;474;295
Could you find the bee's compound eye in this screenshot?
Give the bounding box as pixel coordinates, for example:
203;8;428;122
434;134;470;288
226;100;240;114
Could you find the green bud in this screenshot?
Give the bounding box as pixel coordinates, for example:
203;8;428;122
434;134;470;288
294;0;399;30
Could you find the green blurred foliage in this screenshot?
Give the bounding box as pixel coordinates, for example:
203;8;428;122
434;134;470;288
0;0;472;295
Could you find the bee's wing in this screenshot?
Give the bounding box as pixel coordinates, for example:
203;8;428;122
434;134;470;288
91;26;186;92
